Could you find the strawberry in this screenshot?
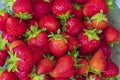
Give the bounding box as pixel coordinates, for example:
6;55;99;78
6;45;34;72
33;0;51;20
77;57;88;76
39;14;60;33
91;10;108;30
90;49;107;72
12;0;34;20
87;72;102;80
50;55;75;78
0;9;10;32
0;70;19;80
74;0;88;4
78;29;100;55
6;17;26;36
37;56;54;74
66;17;84;36
83;0;108;17
52;0;73;16
24;24;50;54
103;26;120;46
49;30;68;57
0;51;8;66
54;78;69;80
102;58;119;78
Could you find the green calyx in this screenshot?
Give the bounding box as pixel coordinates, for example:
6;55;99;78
43;55;54;61
48;29;67;43
0;8;6;16
0;67;3;74
84;29;100;41
109;40;120;48
91;10;107;26
6;45;20;72
15;12;32;22
106;0;115;10
103;74;120;80
0;32;8;50
24;23;46;41
73;3;81;10
58;11;70;32
44;0;50;2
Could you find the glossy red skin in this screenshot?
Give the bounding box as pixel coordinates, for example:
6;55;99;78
0;51;8;66
12;0;34;15
49;39;68;57
73;6;84;19
74;0;88;4
88;72;102;80
83;0;108;17
66;17;84;36
6;17;26;36
29;46;43;64
33;0;51;20
13;45;34;72
78;32;100;55
37;58;54;74
103;26;119;44
102;58;119;78
50;55;75;78
15;67;33;80
0;70;19;80
52;0;73;16
28;32;50;54
0;12;10;32
39;15;60;33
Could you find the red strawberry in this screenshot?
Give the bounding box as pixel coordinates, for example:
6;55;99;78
6;45;34;72
0;70;19;80
0;51;8;66
50;55;75;78
74;0;88;4
83;0;108;17
78;29;100;55
103;26;120;46
0;9;10;32
102;58;119;78
6;17;26;36
66;17;84;36
12;0;34;20
33;0;51;20
91;10;108;30
39;14;60;33
37;56;54;74
49;30;68;57
90;49;107;72
77;57;88;76
52;0;73;16
87;72;102;80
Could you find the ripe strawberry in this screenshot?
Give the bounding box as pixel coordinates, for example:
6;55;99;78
52;0;73;16
24;24;50;54
50;55;75;78
49;30;68;57
37;56;54;74
6;17;26;36
90;49;107;72
33;0;51;20
39;14;60;33
66;17;84;36
6;45;34;72
0;51;8;66
102;58;119;78
78;29;100;55
77;57;88;76
12;0;34;20
0;9;10;32
0;70;19;80
103;26;120;46
74;0;88;4
87;72;102;80
83;0;108;17
91;10;108;30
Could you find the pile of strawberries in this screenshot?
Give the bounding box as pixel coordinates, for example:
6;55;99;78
0;0;120;80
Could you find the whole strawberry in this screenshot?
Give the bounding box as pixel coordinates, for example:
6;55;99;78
78;29;100;55
0;51;8;66
39;14;60;33
83;0;108;17
6;17;26;36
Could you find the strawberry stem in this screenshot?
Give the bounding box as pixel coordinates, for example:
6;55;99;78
106;0;115;10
